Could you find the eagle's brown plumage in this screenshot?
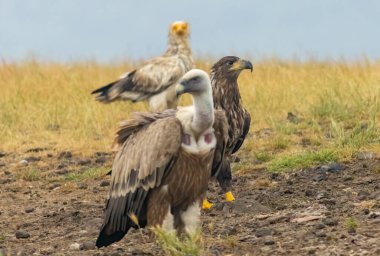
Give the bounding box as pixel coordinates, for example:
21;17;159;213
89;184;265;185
96;70;228;247
91;21;194;111
210;56;252;198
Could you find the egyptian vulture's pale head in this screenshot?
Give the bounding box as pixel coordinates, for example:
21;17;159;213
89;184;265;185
170;21;190;37
176;69;210;97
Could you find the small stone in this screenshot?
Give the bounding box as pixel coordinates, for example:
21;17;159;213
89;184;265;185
95;157;106;164
19;160;29;166
25;147;47;153
58;151;72;159
4;170;11;175
78;183;88;189
315;231;326;238
347;227;356;234
69;243;81;250
368;212;379;219
305;190;313;197
323;218;338;226
0;151;6;157
16;230;30;239
222;226;237;236
100;180;110;187
55;169;69;175
313;174;327;182
363;208;370;215
24;156;40;162
356;151;375;160
287;112;300;124
49;183;61;190
80;241;95;250
315;223;325;230
357;191;370;200
25;207;35;213
255;228;273;237
77;159;91;165
264;237;275;245
316;192;326;200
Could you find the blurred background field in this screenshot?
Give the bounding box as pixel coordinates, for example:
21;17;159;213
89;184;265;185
1;59;379;171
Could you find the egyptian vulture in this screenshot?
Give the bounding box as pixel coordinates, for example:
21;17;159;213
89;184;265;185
91;21;194;111
203;56;252;209
96;69;228;247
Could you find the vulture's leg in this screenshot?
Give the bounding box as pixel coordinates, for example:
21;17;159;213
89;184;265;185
147;188;174;232
180;199;201;236
217;159;235;202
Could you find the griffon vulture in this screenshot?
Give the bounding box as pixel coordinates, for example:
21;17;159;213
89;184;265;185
96;69;228;247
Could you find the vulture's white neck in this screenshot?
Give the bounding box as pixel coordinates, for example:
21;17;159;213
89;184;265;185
191;90;214;135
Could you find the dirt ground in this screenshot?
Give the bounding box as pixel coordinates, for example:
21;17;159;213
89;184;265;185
0;149;379;256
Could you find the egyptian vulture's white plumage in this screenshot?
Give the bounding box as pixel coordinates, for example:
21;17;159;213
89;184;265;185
96;69;228;247
91;21;194;111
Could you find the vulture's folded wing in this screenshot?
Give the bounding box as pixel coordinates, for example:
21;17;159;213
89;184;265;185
92;56;186;103
113;109;177;149
96;115;182;247
211;110;229;177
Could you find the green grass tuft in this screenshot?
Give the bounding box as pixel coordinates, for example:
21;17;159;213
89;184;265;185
21;168;41;181
65;166;109;181
154;228;203;256
267;149;339;172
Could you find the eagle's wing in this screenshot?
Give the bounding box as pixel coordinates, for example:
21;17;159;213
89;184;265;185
211;110;229;177
92;56;186;103
96;113;182;248
231;110;251;154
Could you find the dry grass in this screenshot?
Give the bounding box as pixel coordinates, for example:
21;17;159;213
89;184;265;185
0;58;379;170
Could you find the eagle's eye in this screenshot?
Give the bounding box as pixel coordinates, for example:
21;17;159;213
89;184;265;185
227;61;234;66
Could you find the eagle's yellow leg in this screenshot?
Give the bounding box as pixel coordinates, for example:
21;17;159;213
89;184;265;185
225;191;235;202
202;199;214;210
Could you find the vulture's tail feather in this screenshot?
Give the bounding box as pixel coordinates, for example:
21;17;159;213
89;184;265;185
91;81;117;102
96;226;129;248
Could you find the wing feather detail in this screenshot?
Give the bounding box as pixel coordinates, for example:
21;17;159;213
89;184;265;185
211;110;229;177
96;114;182;247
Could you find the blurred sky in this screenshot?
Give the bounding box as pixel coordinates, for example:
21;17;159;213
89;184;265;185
0;0;379;62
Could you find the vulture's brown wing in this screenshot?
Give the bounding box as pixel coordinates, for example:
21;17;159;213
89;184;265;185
211;110;229;177
113;109;177;150
96;114;182;248
231;111;251;154
92;55;186;103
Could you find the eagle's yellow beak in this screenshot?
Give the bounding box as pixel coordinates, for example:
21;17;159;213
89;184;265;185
230;59;253;72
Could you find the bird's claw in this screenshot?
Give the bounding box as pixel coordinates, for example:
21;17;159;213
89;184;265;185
202;199;214;210
225;191;235;202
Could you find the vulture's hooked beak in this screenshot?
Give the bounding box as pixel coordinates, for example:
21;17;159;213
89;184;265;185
176;82;187;97
230;59;253;72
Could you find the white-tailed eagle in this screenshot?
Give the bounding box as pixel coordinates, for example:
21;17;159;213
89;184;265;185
91;21;194;111
96;69;228;247
202;56;252;209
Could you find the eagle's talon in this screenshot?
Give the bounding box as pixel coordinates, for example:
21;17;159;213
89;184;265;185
202;199;214;210
225;191;235;202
